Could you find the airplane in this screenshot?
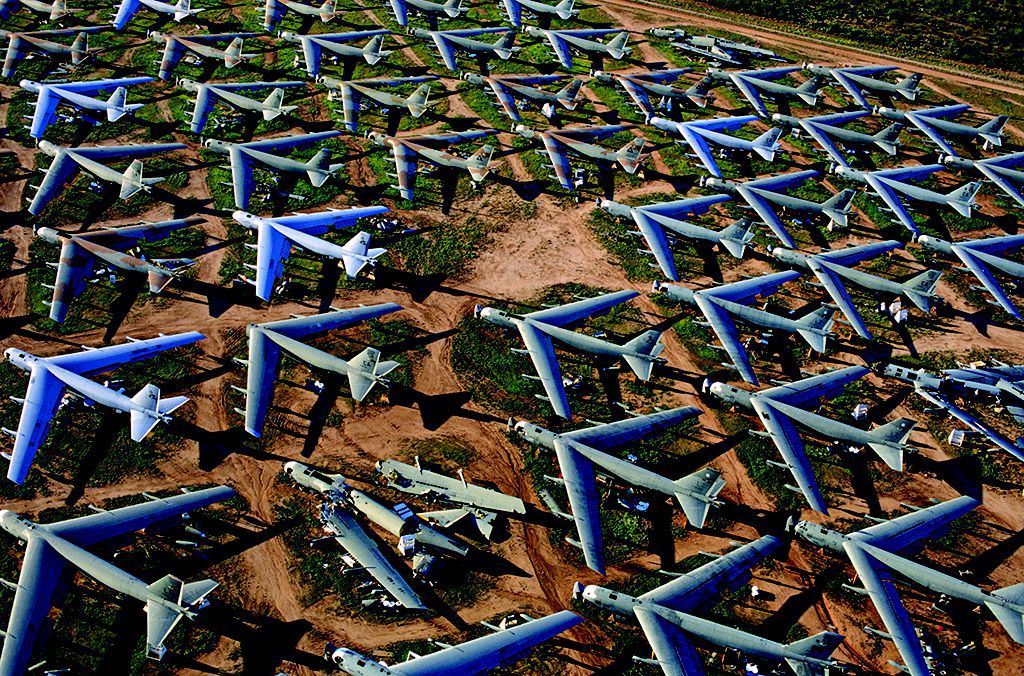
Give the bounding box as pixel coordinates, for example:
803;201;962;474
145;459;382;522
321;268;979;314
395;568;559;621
772;110;903;168
149;32;257;80
771;240;943;339
511;408;725;574
0;485;236;675
319;75;435;133
649;28;784;66
804;64;922;108
112;0;202;30
476;289;665;419
596;193;757;281
592;68;711;115
500;0;578;29
20;76;154;140
515;123;647;192
263;0;335;31
3;331;204;484
36;218;199;323
326;610;582;674
702;170;855;248
280;29;390;78
231;206;390;301
1;27;100;79
523;26;631;71
576;535;846;675
366;129;498;201
387;0;464;28
705;67;826;117
709;366;917;512
931;360;1024;411
410;26;518;73
649;114;782;177
885;364;1024;462
28;140;186;216
792;495;981;676
204;131;345;210
833;163;981;236
654;271;835;385
0;0;70;20
462;72;582;122
178;78;304;133
877;104;1009;157
942;151;1024;209
916;232;1024;319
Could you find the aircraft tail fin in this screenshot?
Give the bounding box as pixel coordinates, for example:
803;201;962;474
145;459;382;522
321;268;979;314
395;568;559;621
466;144;496;182
605;31;630;59
621;330;664;380
616;137;646;174
406;83;432;117
901;269;942;311
173;0;192;19
363;33;387;65
989;583;1024;644
896;73;922;101
442;0;461;16
866;418;916;471
130;384;174;441
795;76;825;104
224;37;245;68
978;115;1009;146
106;87;129;121
305;147;335;186
71;31;89;65
341;231;385;278
751;127;782;161
261;87;296;120
319;0;337;20
821;188;856;227
784;631;844;674
147;574;185;605
346;347;397;401
49;0;67;19
119;160;150;199
554;0;575;18
947;181;982;216
718;218;756;258
144;575;214;661
795;306;835;352
673;468;725;529
557;78;584;109
147;268;175;293
182;579;219;607
493;30;517;59
873;122;903;155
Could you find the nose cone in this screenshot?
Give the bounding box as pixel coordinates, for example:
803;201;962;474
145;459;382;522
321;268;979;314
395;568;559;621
283;461;300;475
917;235;933;246
478;306;495;320
3;347;20;362
833;165;849;177
513;420;528;436
232;210;254;225
708;382;726;398
581;584;599;601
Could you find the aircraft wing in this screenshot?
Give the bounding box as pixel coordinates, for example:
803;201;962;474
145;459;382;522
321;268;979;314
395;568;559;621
954;247;1020;318
244;325;284;436
638;194;732;219
829;71;871;109
801;120;852;167
501;0;520;25
560;407;700;452
544;32;574;70
229;146;254;211
241;131;341;151
904;114;959;156
817;240;902;267
189;84;214;133
977;161;1024;208
915;387;1024;462
29;86;61;140
47;238;95;322
751;397;828;513
852;494;979;553
391;141;420;201
516;321;571;418
701;270;800;305
540;133;573;189
253;219;293;301
158;37;186;79
865;175;920;235
112;0;141;29
729;74;769;117
806;258;869;339
553;438;604;573
29;151;81;215
430;33;459;71
633;607;703;676
7;366;66;485
679;126;723;177
619;78;654;115
2;35;24;79
526;289;637;326
762;365;869;408
694;295;758;384
0;538;67;676
487;80;520;121
735;184;795;247
631;209;679;280
45;331;204;376
259;304;402;339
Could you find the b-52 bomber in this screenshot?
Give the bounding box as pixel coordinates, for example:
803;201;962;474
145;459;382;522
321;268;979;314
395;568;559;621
280;29;390;78
464;72;582;122
877;103;1009;157
0;485;236;675
477;289;665;419
20;76;153;140
179;79;304;134
512;407;725;574
239;305;401;436
650;28;783;66
36;218;199;323
597;193;755;281
367;129;498;202
0;0;70;20
320;75;434;133
804;64;922;109
411;26;518;73
705;66;825;117
649;114;782;178
516;123;647;193
655;271;836;385
593;68;710;116
792;495;980;676
112;0;203;30
942;151;1024;209
205;131;345;210
772;110;903;168
710;366;916;512
917;232;1024;319
232;206;390;301
924;359;1024;410
387;0;464;28
524;26;631;71
704;170;854;249
263;0;336;31
150;32;257;80
772;240;942;339
3;331;204;484
577;535;846;676
500;0;578;29
1;27;100;78
28;140;186;216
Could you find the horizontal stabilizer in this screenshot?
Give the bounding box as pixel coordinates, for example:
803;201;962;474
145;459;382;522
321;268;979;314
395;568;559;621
673;468;725;528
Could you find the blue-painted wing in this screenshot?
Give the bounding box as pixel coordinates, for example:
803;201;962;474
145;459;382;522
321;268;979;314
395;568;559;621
299;35;322;77
244;323;283;435
430;32;459;72
854;494;979;551
913;104;971;120
916;384;1024;459
526;289;637;325
112;0;141;29
47;238;96;323
541;134;573;189
702;270;800;304
190;84;213;133
752;397;828;513
240;130;341;151
158;38;186;79
0;538;68;676
47;332;205;375
545;32;574;70
679;124;723;177
553;438;604;572
388;0;407;25
729;73;769;117
487;80;520;121
695;294;759;384
808;257;870;339
829;70;871;109
28;86;60;139
904;113;959;156
737;183;796;246
271;206;388;231
633;608;704;676
391;141;419;201
976;155;1024;208
619;78;654;115
29;151;80;215
631;209;678;280
501;0;521;26
229;146;254;211
762;365;869;407
561;407;700;451
801;119;853;168
818;240;902;267
560;123;632;140
638;194;732;219
517;321;571;418
7;367;66;485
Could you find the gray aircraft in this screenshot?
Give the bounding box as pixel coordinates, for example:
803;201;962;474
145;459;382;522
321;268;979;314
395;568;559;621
463;72;582;121
36;218;199;323
593;68;710;116
655;271;836;384
917;232;1024;319
204;131;344;210
377;457;526;540
476;289;665;419
885;364;1024;462
512;407;725;574
804;64;922;109
387;0;464;27
280;29;391;78
367;129;498;201
524;26;631;71
834;163;981;236
650;114;782;178
705;67;825;117
326;610;582;674
320;75;434;133
0;485;236;675
772;240;943;339
501;0;578;28
576;535;846;675
1;27;100;78
411;26;518;73
263;0;335;31
650;28;783;66
0;0;70;20
596;193;756;281
150;32;257;80
709;366;915;512
112;0;203;29
238;304;402;437
28;141;186;217
516;123;647;192
792;495;980;676
20;76;154;140
942;151;1024;209
935;359;1024;411
772;110;903;168
179;79;304;134
703;170;855;248
877;104;1009;158
3;332;204;484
